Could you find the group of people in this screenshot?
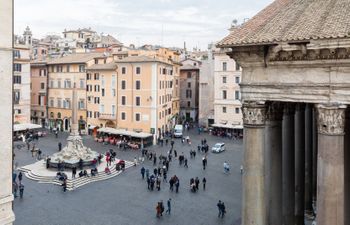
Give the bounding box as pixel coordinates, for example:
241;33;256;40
156;199;172;218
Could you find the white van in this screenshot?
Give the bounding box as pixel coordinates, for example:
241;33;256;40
173;124;183;138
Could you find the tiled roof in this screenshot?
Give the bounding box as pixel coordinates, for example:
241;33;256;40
180;64;199;70
87;63;118;70
116;55;172;65
47;53;104;65
217;0;350;47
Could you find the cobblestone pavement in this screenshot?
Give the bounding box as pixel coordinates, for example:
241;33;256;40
13;129;243;225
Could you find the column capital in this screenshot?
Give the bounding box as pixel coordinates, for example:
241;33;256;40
266;102;284;121
316;104;347;135
242;101;267;127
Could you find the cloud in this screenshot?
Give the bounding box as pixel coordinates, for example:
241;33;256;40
14;0;274;49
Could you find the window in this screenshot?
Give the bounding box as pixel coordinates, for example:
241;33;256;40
135;113;141;121
112;75;116;87
66;65;70;72
187;72;191;78
112;89;116;97
14;50;20;58
101;88;105;96
121;80;126;89
223;76;227;83
79;65;85;72
136;67;141;74
111;105;116;116
94;73;99;80
136;96;140;106
235;77;240;84
223;62;227;71
235;108;240;114
86;73;91;80
50;99;54;107
14;64;22;72
50;80;54;88
66;99;71;109
176;79;178;85
163;68;166;75
235;91;240;100
40;82;45;89
95;59;98;64
121;96;126;105
57;80;61;88
170;81;173;88
159;81;162;89
121;67;126;74
187;101;190;107
57;99;62;108
79;79;84;89
13;75;21;84
94;85;100;92
136;80;141;90
101;77;105;88
79;100;85;109
100;104;105;113
235;62;240;71
94;97;100;104
187;82;191;88
186;90;192;98
121;112;126;120
223;90;227;99
56;65;63;72
14;90;20;104
64;79;71;88
40;69;47;76
223;106;227;113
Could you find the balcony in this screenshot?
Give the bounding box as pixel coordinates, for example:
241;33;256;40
99;113;116;120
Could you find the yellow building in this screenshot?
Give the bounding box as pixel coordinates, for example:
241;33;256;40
47;53;103;132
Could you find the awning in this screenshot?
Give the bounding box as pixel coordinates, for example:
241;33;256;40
14;123;42;132
211;123;243;129
97;127;153;139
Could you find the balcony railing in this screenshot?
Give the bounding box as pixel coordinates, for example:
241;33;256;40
99;113;116;120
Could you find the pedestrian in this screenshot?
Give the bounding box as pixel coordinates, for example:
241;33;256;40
55;129;58;138
184;158;188;168
72;167;77;179
27;141;30;151
154;168;158;176
147;177;151;190
18;172;23;184
169;177;174;191
156;177;161;191
13;182;18;198
202;177;206;190
160;200;164;216
156;202;161;218
37;149;42;160
165;138;168;146
175;178;180;193
62;179;67;192
224;161;230;173
19;184;24;198
195;177;200;190
58;142;62;151
145;168;150;179
134;157;138;166
166;198;172;214
221;202;226;218
171;140;174;149
174;150;177;158
141;166;145;179
217;200;223;218
240;165;244;174
202;157;207;170
153;154;157;165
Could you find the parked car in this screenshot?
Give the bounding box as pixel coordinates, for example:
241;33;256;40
211;143;225;153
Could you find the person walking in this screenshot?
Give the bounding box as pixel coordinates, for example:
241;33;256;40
202;157;207;170
145;168;150;180
37;149;42;160
202;177;206;190
174;150;177;158
153;154;157;165
13;182;18;198
166;198;172;214
170;140;174;149
18;172;23;185
221;202;226;218
217;200;223;218
72;167;77;179
156;202;161;218
141;166;145;179
175;178;180;193
58;142;62;151
184;158;188;168
62;179;67;192
240;165;244;174
19;184;24;198
195;177;200;191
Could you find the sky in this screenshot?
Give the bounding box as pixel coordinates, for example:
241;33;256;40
15;0;274;50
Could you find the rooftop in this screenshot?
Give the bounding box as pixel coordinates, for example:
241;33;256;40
218;0;350;47
47;53;104;65
116;55;172;65
87;63;118;70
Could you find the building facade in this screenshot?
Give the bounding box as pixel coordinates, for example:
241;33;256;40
198;44;215;127
213;47;243;131
47;53;102;132
30;60;48;127
218;0;350;225
180;59;200;122
13;44;31;124
0;0;16;223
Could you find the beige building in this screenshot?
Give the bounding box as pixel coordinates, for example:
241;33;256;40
213;47;243;133
47;53;103;132
13;44;31;124
0;0;15;223
30;60;48;126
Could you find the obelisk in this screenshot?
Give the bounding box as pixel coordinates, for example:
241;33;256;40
71;82;79;136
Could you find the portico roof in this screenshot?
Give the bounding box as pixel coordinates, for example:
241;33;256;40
217;0;350;47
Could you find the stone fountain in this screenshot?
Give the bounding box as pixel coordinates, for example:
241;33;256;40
49;83;99;168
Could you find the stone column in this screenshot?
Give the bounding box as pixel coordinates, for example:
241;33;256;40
282;104;295;225
312;107;318;203
304;104;313;214
295;104;305;225
316;104;346;225
242;101;267;225
265;102;283;225
343;109;350;225
0;0;15;224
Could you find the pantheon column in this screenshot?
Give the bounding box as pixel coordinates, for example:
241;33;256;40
242;102;267;225
304;104;313;214
316;104;346;225
265;102;283;225
282;104;295;225
295;104;305;225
